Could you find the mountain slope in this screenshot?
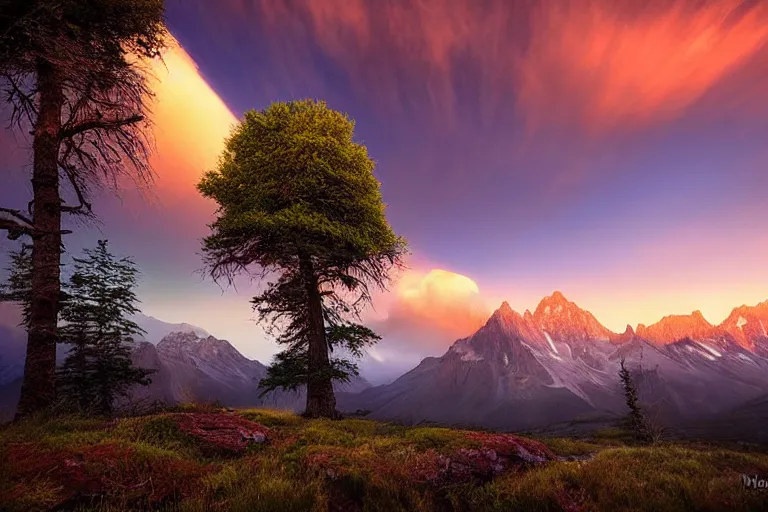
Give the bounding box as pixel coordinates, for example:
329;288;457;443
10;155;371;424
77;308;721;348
132;314;210;344
129;331;371;411
340;294;768;433
340;301;605;430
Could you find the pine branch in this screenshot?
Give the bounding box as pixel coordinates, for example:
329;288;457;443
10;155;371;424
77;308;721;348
59;114;144;140
0;207;34;239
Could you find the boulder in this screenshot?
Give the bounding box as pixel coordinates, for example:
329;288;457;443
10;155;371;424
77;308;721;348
416;431;557;485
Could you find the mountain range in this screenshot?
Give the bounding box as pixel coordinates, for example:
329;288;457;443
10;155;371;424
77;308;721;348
2;292;768;439
337;292;768;437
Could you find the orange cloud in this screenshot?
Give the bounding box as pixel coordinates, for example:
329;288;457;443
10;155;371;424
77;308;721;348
518;0;768;133
147;41;237;196
148;40;237;191
375;268;491;352
217;0;768;135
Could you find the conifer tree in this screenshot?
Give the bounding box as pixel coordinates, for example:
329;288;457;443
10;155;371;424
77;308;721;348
0;243;34;327
198;100;407;418
0;1;166;417
618;357;653;443
57;240;152;415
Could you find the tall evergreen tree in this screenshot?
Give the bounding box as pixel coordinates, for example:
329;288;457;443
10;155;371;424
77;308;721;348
57;240;152;415
0;1;166;417
198;100;407;418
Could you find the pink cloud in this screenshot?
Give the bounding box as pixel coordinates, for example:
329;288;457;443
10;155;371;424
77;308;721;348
518;0;768;134
213;0;768;136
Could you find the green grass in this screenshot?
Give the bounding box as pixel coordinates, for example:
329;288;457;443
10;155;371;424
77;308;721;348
1;408;767;511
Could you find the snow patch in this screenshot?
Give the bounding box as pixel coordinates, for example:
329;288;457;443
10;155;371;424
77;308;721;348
544;306;551;314
694;341;722;358
451;343;484;362
737;316;748;329
738;353;755;364
686;345;715;361
543;331;559;354
503;353;509;366
555;305;563;314
460;349;483;362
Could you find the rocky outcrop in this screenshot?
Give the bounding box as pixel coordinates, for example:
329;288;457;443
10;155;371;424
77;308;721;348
636;310;719;345
719;302;768;355
414;432;556;485
168;412;269;456
534;291;613;343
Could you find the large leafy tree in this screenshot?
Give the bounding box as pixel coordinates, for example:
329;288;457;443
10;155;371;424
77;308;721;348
0;1;166;417
57;240;152;415
198;100;407;418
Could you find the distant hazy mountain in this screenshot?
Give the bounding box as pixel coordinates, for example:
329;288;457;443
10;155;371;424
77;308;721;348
131;313;211;344
128;331;371;410
0;321;371;418
0;309;211;390
338;292;768;435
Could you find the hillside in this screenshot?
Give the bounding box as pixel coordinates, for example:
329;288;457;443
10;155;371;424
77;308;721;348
1;407;767;511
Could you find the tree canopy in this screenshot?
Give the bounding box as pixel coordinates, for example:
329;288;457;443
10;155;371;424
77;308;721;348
198;99;407;418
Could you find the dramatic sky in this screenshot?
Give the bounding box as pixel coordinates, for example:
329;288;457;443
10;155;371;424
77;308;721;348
2;0;768;380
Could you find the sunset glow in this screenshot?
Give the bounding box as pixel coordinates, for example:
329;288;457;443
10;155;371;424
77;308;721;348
2;0;767;366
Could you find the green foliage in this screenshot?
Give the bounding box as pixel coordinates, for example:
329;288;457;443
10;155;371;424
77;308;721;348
239;408;305;428
2;409;768;512
57;240;153;415
0;243;33;327
198;100;405;274
0;241;68;328
198;100;408;404
181;456;326;512
0;0;168;418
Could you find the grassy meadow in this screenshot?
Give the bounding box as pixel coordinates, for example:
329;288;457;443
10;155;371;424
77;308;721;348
1;406;767;512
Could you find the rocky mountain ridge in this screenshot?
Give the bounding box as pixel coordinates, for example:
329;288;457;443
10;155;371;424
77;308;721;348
337;292;768;433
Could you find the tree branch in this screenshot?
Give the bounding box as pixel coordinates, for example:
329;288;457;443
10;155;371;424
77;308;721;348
0;208;72;239
0;207;33;227
59;143;94;216
59;114;143;140
0;207;34;240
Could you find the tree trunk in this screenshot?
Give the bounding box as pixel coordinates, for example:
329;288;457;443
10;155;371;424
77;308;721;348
15;61;63;419
299;254;338;419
